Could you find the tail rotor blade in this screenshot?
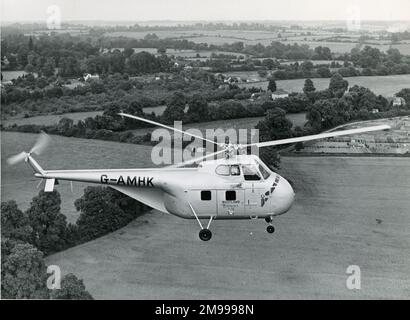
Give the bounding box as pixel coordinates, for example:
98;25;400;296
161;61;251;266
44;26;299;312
7;152;28;165
30;131;51;155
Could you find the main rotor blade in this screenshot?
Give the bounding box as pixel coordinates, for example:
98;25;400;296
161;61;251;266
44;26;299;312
168;149;227;168
247;124;390;148
118;113;220;146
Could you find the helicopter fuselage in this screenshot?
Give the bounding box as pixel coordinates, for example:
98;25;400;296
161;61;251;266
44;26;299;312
34;154;295;220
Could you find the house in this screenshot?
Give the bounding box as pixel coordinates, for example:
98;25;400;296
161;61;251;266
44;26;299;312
392;96;406;107
271;89;289;100
1;56;10;67
83;73;99;81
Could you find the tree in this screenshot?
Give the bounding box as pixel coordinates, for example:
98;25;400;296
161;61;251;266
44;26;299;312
300;60;314;75
267;78;277;92
28;37;34;51
157;47;167;55
41;58;56;77
161;92;186;124
256;107;293;142
57;117;75;136
123;47;134;58
186;94;209;122
395;88;410;107
24;63;35;73
27;190;73;255
303;78;316;95
257;69;268;78
329;73;348;98
75;187;142;242
50;274;93;300
316;66;331;78
1;238;49;299
1;201;33;243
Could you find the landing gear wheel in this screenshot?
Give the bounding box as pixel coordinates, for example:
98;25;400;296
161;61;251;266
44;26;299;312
199;229;212;241
267;225;275;234
265;216;272;223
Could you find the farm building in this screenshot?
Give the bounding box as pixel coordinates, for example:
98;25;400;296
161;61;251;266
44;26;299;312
392;96;406;107
83;73;100;81
272;89;289;100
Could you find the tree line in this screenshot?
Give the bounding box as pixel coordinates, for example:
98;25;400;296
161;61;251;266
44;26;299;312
1;186;148;299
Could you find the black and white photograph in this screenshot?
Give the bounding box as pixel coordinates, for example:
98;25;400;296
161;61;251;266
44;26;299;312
1;0;409;304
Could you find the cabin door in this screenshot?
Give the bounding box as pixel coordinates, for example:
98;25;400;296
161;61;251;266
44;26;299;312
216;189;245;216
188;189;217;217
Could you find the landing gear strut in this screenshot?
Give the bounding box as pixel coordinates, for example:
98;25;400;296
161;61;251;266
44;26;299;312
265;216;275;234
189;203;215;241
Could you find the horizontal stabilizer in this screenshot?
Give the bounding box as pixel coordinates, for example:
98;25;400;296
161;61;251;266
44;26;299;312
44;178;55;192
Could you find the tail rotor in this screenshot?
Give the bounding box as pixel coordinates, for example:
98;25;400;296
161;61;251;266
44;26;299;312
7;132;51;166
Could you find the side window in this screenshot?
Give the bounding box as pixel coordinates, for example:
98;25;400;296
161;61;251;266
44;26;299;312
226;190;236;201
242;164;261;181
201;190;212;201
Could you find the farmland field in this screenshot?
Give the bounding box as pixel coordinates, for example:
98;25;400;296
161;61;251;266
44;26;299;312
1;70;34;81
240;74;410;97
298;116;410;155
44;155;410;299
2;106;167;127
2;111;104;127
103;30;410;54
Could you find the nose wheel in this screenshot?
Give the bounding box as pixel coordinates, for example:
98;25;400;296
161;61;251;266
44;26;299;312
265;216;275;234
266;225;275;233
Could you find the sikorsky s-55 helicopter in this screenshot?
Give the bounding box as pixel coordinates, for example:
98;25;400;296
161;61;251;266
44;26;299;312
8;113;390;241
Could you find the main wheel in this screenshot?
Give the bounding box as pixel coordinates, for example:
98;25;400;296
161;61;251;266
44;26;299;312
266;225;275;234
265;216;272;223
199;229;212;241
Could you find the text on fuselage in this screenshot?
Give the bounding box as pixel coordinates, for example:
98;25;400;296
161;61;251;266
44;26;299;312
100;174;154;187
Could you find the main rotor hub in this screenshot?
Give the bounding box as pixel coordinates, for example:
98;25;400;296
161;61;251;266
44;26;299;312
222;143;245;159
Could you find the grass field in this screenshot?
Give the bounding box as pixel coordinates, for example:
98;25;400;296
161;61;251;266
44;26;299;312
240;74;410;97
43;155;410;299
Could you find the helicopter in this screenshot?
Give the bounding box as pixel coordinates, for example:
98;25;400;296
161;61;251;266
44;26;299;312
8;113;390;241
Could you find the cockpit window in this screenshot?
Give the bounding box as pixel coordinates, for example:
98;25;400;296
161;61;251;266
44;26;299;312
230;165;240;176
258;163;271;179
242;164;261;181
216;164;241;176
215;165;230;176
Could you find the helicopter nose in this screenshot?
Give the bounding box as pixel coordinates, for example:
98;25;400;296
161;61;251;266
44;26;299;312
276;176;295;214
